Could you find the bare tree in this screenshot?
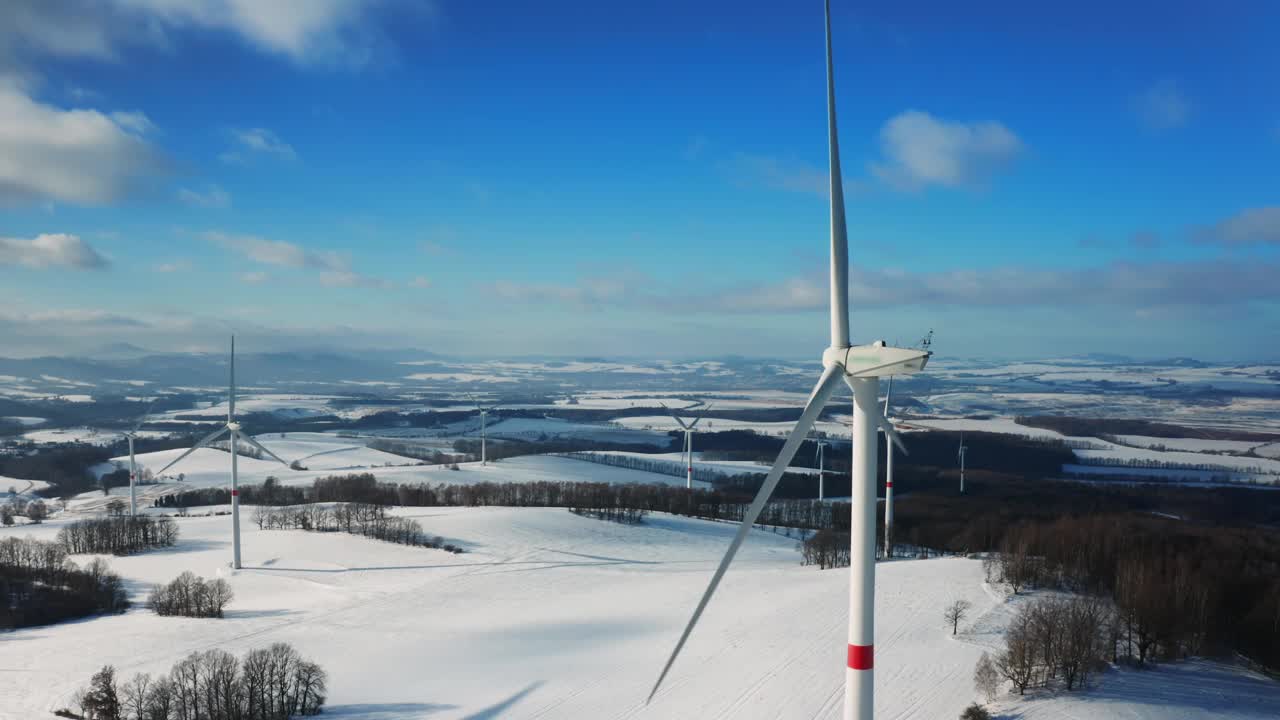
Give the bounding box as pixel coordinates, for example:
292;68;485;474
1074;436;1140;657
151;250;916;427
994;613;1037;695
120;672;152;720
973;651;1001;702
26;499;47;524
944;599;972;636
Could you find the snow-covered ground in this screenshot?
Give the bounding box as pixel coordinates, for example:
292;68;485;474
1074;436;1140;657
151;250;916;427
1110;435;1263;454
994;660;1280;719
2;474;51;501
66;451;705;514
0;508;988;719
907;417;1068;440
20;427;165;446
5;509;1276;719
586;450;823;479
613;414;852;438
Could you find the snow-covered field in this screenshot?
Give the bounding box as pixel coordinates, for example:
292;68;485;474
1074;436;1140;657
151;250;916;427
5;509;1276;719
587;450;823;479
19;426;170;446
69;449;704;514
613;414;852;439
1;474;51;501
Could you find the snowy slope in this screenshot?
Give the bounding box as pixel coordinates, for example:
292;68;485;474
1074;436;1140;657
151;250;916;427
0;510;990;720
3;510;1277;719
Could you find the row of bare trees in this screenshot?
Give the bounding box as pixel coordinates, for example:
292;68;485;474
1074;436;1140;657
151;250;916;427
71;643;325;720
58;516;178;555
252;502;463;552
569;505;647;524
149;572;234;618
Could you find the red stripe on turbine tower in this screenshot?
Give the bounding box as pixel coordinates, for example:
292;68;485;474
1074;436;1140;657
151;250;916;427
230;489;239;497
847;644;874;670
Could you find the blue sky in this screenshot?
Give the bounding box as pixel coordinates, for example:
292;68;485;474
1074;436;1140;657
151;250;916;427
0;0;1277;360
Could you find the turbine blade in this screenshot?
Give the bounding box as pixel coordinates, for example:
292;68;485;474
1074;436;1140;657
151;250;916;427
647;364;843;704
660;402;691;430
239;434;292;468
873;407;908;456
825;0;850;348
883;375;893;414
688;402;714;429
156;426;229;476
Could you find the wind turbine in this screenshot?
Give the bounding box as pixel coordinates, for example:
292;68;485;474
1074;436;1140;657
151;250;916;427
647;4;931;718
117;400;155;517
152;337;292;569
958;433;967;494
882;376;895;558
812;436;833;501
466;393;501;466
661;402;713;490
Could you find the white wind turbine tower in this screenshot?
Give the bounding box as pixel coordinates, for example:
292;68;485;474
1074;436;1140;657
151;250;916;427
117;400;155;517
152;337;293;569
882;376;895;558
466;393;501;466
812;436;833;501
661;401;713;490
647;3;931;718
958;433;967;494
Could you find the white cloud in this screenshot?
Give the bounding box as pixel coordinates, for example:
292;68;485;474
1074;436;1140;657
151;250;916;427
240;271;269;284
871;111;1024;190
0;233;109;269
177;184;231;208
731;153;829;197
206;230;344;270
1134;79;1191;130
486;274;654;310
409;276;431;288
700;259;1280;313
154;259;191;273
1195;206;1280;246
0;0;411;68
221;127;296;164
0;84;164;206
206;230;390;289
319;270;391;288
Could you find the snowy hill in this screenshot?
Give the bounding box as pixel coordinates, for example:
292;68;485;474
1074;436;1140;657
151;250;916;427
5;507;1275;719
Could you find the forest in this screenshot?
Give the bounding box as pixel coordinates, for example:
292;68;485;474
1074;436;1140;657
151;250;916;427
0;536;129;629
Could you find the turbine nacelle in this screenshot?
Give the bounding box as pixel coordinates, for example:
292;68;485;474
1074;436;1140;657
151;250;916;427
823;341;931;378
227;421;242;432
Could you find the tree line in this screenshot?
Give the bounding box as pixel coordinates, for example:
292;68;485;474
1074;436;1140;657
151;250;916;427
252;501;463;553
0;536;129;629
58;516;179;555
67;643;326;720
982;514;1280;671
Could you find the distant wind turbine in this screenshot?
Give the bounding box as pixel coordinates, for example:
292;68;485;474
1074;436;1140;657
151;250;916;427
466;393;501;466
661;401;713;489
117;400;155;517
647;4;931;718
812;436;833;501
958;433;967;494
152;337;293;569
